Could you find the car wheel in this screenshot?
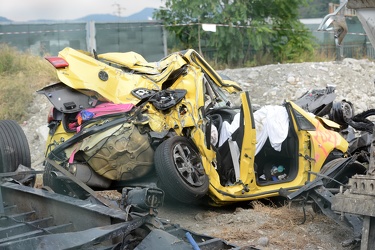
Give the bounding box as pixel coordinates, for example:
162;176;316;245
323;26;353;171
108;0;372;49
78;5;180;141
312;158;366;213
320;158;366;187
329;101;354;125
154;136;209;203
0;120;31;173
43;162;88;199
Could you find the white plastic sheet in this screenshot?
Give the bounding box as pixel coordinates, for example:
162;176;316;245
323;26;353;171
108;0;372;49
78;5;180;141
254;106;289;155
217;106;289;154
218;113;240;147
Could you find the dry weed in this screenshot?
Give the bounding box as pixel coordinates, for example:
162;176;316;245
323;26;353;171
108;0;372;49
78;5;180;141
0;44;57;121
249;200;342;249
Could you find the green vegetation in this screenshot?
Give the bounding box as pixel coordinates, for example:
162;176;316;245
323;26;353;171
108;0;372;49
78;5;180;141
0;44;57;122
155;0;317;67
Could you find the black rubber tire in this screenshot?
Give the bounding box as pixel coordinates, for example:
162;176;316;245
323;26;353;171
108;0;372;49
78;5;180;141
312;158;366;213
0;120;31;173
43;162;89;199
154;136;209;203
347;109;375;133
320;158;366;188
329;101;354;126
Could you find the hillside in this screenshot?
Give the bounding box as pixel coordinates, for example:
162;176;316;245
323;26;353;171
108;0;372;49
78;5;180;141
0;16;11;22
1;8;156;23
75;8;156;22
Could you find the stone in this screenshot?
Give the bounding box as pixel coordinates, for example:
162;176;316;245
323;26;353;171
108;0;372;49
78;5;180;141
257;236;269;247
235;207;244;213
194;213;205;221
247;70;260;80
287;76;296;84
318;66;329;72
36;125;49;142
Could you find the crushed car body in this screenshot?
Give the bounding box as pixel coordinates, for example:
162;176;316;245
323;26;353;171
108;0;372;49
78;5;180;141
37;47;363;207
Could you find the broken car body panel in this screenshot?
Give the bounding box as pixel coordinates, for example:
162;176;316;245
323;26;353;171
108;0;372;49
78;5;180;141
0;180;241;249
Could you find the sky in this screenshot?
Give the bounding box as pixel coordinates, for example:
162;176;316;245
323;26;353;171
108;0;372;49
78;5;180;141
0;0;165;22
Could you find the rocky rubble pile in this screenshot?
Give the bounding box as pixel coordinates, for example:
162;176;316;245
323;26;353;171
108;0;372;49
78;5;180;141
23;93;51;169
221;58;375;112
23;58;375;169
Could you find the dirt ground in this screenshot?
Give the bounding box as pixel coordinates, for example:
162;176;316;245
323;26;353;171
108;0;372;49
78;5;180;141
95;188;355;249
156;199;355;250
33;179;353;250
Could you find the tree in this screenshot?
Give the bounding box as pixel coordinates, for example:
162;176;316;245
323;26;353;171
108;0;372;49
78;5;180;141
155;0;316;66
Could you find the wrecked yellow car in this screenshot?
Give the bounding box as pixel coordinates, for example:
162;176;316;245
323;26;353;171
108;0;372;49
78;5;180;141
39;48;359;205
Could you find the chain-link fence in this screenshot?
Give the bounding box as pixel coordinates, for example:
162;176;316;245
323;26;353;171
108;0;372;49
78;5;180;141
0;23;87;56
94;22;166;61
0;20;373;65
0;21;166;61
